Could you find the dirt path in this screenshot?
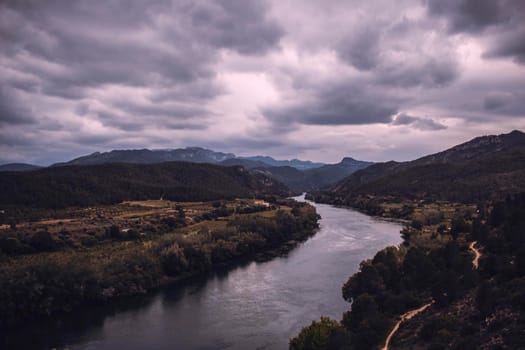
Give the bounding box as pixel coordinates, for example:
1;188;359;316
469;241;481;269
381;241;482;349
381;301;434;350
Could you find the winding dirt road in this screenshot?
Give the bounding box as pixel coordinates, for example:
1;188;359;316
469;241;481;269
381;301;435;350
382;240;483;349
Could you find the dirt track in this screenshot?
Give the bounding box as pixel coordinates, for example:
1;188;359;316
381;301;435;350
469;241;481;269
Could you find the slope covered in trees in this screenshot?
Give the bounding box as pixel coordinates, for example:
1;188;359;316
323;130;525;204
0;162;289;209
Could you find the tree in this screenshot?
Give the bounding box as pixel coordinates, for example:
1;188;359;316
30;231;57;252
290;317;349;350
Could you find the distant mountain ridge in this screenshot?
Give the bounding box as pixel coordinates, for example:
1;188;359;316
52;147;236;167
253;157;373;192
325;130;525;203
4;147;373;192
240;156;324;170
51;147;326;170
0;163;42;172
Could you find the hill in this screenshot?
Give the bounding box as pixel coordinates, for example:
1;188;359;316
0;162;289;209
253;157;373;192
52;147;236;167
218;158;270;169
303;157;373;189
0;163;42;172
241;156;324;170
52;147;327;170
325;130;525;203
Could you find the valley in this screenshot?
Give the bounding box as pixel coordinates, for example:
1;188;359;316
290;131;525;349
1;130;525;350
2;1;525;349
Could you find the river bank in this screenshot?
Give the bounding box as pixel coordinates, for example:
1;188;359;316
0;197;319;331
291;193;525;349
2;195;403;350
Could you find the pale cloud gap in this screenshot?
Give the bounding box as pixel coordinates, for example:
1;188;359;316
0;0;524;165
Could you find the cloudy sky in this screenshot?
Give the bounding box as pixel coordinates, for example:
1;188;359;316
1;0;524;165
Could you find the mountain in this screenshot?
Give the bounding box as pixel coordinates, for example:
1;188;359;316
241;156;324;170
218;158;270;169
302;157;373;189
252;166;308;192
53;147;327;170
0;163;42;172
326;130;525;203
53;147;236;167
0;162;289;209
252;157;373;192
38;147;373;192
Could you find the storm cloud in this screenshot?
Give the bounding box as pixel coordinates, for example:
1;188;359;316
0;0;524;165
392;114;447;131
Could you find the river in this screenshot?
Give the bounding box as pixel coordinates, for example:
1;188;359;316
7;196;402;350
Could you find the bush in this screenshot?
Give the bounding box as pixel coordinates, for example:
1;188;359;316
159;242;188;276
290;317;349;350
29;231;57;252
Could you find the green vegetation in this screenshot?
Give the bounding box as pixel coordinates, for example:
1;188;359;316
0;161;289;209
313;130;525;206
290;194;525;349
0;198;319;329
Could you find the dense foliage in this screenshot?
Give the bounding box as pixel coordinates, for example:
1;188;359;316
0;200;319;329
0;162;289;209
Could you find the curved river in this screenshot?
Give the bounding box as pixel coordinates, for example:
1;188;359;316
9;196;402;350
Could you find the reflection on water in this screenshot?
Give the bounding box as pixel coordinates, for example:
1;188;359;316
4;196;402;350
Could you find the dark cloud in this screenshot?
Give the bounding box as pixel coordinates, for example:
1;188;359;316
426;0;525;65
148;80;226;103
203;137;285;152
0;86;36;125
0;0;283;156
484;28;525;64
483;92;525;116
377;57;459;88
334;15;460;88
0;0;524;165
95;109;208;132
189;0;284;55
337;27;381;71
263;82;398;126
426;0;506;33
0;0;283;99
392;113;447;131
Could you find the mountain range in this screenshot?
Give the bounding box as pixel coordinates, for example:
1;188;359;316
49;147;325;170
0;147;372;192
4;130;523;202
323;130;525;204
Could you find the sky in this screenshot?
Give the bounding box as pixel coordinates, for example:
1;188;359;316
1;0;524;165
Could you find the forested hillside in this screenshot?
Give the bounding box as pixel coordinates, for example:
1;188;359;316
323;130;525;204
0;162;289;209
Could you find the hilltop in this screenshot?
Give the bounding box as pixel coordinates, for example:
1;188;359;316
322;130;525;204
